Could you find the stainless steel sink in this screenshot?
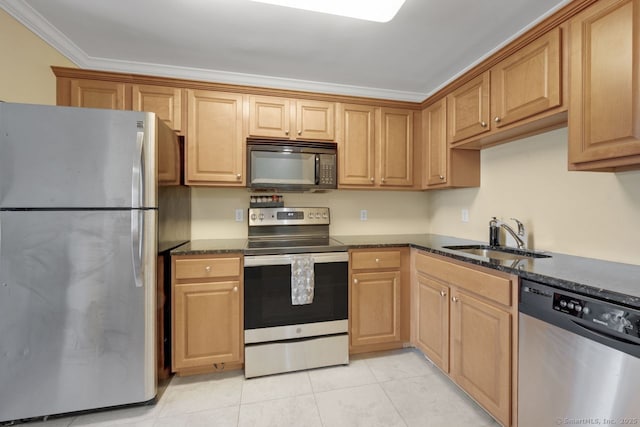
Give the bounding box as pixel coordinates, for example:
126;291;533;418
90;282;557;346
442;245;551;261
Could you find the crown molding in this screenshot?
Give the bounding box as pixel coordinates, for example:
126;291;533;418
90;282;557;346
1;0;426;102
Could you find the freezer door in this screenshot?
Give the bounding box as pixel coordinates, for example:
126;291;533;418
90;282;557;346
0;210;157;422
0;103;157;209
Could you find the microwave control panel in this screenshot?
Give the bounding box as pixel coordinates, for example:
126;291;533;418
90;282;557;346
318;154;336;186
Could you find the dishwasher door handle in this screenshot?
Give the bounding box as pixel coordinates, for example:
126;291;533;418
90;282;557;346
571;319;640;347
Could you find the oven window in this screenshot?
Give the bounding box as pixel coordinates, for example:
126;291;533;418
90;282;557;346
244;262;348;329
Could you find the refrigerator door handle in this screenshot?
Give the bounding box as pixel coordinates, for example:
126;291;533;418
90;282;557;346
131;210;144;288
132;129;145;209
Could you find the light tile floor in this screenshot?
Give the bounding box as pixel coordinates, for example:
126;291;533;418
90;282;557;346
23;349;500;427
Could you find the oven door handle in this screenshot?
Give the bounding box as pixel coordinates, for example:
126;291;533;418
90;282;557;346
244;252;348;267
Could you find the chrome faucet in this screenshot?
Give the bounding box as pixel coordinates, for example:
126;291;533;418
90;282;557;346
498;218;527;249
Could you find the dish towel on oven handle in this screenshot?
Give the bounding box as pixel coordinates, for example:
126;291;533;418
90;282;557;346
291;255;315;305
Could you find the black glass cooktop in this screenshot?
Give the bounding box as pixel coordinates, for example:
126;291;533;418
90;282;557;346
244;237;347;255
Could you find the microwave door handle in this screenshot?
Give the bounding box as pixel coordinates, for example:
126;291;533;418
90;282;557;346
315;155;320;185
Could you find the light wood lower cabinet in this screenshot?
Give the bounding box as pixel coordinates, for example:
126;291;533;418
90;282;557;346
412;250;516;427
349;248;409;353
172;254;243;375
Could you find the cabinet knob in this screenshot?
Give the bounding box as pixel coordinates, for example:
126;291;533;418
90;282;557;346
494;116;501;123
452;296;459;302
297;130;302;136
480;121;487;128
439;175;445;180
205;265;211;272
370;177;375;182
233;286;238;292
353;279;358;284
375;258;380;263
440;290;447;297
285;130;289;136
236;174;241;179
381;178;386;183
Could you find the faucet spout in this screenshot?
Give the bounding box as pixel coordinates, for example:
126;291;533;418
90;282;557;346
498;219;527;249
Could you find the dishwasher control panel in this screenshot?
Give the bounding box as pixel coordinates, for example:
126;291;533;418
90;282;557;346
552;293;640;338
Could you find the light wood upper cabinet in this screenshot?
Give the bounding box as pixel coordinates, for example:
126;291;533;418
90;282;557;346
379;108;414;187
248;96;291;138
249;95;335;140
447;73;490;144
337;104;376;186
491;28;561;128
69;79;129;110
415;272;449;372
568;0;640;171
186;90;244;186
132;85;184;134
172;255;243;374
450;289;511;427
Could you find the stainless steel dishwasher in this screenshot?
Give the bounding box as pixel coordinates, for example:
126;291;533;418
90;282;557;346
518;279;640;427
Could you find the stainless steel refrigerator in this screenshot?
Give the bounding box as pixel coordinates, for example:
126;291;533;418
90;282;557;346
0;102;190;422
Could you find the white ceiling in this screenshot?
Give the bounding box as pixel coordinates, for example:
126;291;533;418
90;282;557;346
2;0;571;101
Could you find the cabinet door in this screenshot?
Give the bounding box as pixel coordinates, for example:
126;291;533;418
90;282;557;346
173;280;241;370
379;108;413;187
69;79;128;110
351;271;401;347
450;289;511;427
248;95;291;138
296;100;335;140
447;72;490;143
338;104;376;186
568;0;640;167
422;99;448;187
491;28;561;128
132;85;184;133
415;273;449;372
186;90;244;185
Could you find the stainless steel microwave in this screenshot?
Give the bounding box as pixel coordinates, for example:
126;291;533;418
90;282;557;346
246;138;337;191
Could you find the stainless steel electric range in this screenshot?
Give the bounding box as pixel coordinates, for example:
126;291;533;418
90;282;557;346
243;207;349;378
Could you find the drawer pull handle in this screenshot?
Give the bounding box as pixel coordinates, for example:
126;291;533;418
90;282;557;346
233;286;238;292
205;265;211;272
375;258;380;263
353;279;359;284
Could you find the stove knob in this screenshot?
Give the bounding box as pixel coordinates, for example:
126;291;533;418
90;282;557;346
601;312;611;321
582;306;590;315
259;213;265;221
250;213;257;221
575;305;582;312
567;302;575;310
322;212;328;219
560;300;567;308
308;213;315;219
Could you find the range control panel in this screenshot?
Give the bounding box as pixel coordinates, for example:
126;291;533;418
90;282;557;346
553;293;640;338
248;207;330;226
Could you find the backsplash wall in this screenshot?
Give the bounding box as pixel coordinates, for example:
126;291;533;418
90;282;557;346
191;188;430;239
427;127;640;265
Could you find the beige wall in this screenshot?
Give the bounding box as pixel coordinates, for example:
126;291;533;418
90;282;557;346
191;188;430;239
427;127;640;265
0;9;75;105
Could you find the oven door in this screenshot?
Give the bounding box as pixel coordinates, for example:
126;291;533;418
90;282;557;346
243;252;348;332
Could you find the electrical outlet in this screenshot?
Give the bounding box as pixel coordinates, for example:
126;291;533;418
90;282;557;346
360;209;368;221
461;208;469;223
235;208;244;222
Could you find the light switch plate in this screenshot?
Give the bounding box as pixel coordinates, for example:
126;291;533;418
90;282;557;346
461;209;469;223
360;209;368;221
235;208;244;222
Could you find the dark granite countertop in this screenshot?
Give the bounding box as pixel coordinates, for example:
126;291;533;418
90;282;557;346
171;238;246;255
171;234;640;308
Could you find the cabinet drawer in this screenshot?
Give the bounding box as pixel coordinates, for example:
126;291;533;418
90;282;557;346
415;252;511;306
351;250;401;270
175;257;241;280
